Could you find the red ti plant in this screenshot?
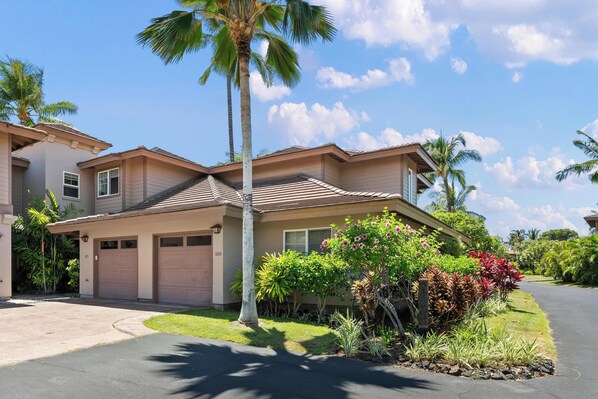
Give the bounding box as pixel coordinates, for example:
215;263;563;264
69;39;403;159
471;251;524;300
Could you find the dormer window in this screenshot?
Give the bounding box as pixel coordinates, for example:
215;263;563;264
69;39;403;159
63;171;80;199
98;168;119;197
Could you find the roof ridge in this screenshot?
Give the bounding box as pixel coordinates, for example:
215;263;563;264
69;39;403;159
301;174;401;199
207;175;230;205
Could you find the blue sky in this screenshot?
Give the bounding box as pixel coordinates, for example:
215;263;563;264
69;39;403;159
2;0;596;237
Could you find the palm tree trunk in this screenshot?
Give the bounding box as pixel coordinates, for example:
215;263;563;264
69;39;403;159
237;42;258;326
226;73;235;163
443;176;453;213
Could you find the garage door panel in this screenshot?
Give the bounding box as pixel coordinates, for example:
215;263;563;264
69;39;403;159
97;241;138;301
158;235;212;306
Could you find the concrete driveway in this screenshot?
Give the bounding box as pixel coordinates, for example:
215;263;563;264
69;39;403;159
0;297;184;366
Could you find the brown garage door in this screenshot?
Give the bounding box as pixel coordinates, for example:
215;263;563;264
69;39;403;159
158;234;213;306
97;238;138;300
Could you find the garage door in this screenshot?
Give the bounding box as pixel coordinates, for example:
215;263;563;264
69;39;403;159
97;238;138;300
158;234;213;306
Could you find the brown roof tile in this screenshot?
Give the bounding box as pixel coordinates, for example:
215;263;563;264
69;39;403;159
35;122;110;146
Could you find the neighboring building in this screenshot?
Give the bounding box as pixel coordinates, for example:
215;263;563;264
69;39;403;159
47;142;468;309
1;122;47;299
12;123;111;216
585;213;598;233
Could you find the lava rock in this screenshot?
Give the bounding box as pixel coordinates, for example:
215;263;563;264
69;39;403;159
448;366;461;376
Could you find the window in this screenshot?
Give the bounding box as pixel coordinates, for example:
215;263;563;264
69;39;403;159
407;168;413;203
160;237;184;247
100;240;118;250
63;171;80;199
98;168;119;197
121;239;138;249
187;236;212;246
284;228;331;253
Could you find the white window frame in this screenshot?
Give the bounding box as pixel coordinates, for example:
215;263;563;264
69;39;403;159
283;227;332;253
407;168;414;203
97;167;120;197
62;171;80;199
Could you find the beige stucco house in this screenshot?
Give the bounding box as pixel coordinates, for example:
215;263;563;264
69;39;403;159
47;142;468;309
1;122;47;299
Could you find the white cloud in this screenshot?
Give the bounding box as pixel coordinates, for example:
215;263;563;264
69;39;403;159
450;57;468;75
484;154;587;190
460;131;502;156
319;0;453;60
582;118;598;139
469;190;593;236
267;101;364;145
321;0;598;66
249;71;291;102
316;58;414;91
512;72;523;83
350;128;439;151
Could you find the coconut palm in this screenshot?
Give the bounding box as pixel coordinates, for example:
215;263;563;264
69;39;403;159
556;130;598;184
138;0;335;326
426;181;476;213
0;57;78;126
424;133;481;212
508;229;526;246
527;228;541;241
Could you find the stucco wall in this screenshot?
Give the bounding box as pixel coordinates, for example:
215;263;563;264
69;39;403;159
221;216;242;305
0;133;12;298
11;165;24;216
12;141;46;208
77;208;230;304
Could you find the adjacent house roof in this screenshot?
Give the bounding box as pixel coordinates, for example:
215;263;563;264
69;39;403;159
77;145;209;173
1;121;47;150
34;122;112;150
584;213;598;228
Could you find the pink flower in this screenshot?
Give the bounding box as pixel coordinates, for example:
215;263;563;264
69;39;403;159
362;234;368;240
351;244;357;251
422;241;430;249
370;247;376;252
395;226;402;233
339;248;344;253
386;222;391;228
321;239;328;248
359;243;365;249
386;232;391;238
405;224;411;231
374;238;380;244
371;221;377;226
334;233;340;238
342;241;348;247
354;236;361;242
435;249;441;255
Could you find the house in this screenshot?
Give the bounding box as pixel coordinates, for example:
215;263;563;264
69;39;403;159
46;140;468;309
585;213;597;233
1;122;47;299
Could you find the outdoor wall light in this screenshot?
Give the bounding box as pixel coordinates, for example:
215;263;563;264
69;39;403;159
210;224;222;234
80;234;89;243
0;233;3;239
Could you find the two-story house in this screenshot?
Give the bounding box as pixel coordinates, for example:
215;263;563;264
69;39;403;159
1;122;47;299
48;140;467;309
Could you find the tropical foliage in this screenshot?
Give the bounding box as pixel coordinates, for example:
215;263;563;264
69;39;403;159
472;252;524;300
423;133;482;212
540;235;598;284
555;130;598;184
539;229;579;241
0;57;77;126
138;0;336;326
12;190;81;293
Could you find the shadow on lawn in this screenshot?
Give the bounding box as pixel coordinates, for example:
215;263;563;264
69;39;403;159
148;341;435;398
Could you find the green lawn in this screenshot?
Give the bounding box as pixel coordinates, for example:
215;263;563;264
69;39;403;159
144;309;337;354
485;290;556;360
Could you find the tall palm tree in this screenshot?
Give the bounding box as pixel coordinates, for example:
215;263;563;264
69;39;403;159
509;229;526;246
138;1;335;326
556;130;598;184
527;228;541;241
426;181;476;213
0;57;78;126
424;133;482;212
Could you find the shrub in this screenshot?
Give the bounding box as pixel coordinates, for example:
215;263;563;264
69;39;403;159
472;252;524;300
516;240;556;274
365;336;390;358
437;255;480;275
66;259;79;290
303;252;350;320
539;229;579;241
331;310;363;357
416;267;481;327
540;235;598;284
326;209;441;330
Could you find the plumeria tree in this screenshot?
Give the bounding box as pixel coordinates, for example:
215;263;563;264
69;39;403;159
325;209;441;334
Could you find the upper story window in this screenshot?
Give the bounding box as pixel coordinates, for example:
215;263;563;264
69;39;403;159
407;168;413;203
63;171;80;199
284;228;331;254
98;168;119;197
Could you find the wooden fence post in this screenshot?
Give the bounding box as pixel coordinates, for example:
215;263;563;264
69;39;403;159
417;278;429;333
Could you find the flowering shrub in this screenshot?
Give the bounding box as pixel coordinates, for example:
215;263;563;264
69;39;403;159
471;252;524;300
416;267;481;328
325;209;441;329
437;255;480;275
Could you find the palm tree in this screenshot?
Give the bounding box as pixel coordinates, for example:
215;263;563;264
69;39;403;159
423;133;482;213
556;130;598;184
138;1;335;326
508;229;526;246
527;228;541;241
0;57;78;126
426;182;476;213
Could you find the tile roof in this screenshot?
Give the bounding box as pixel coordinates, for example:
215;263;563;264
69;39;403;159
49;175;401;227
35;122;110;146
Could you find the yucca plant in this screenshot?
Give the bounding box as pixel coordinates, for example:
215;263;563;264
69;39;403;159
331;310;363;357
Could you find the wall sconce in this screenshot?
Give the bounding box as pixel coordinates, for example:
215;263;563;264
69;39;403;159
80;234;89;243
210;224;222;234
0;233;3;239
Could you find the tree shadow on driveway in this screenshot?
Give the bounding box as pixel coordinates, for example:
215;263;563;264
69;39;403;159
148;340;436;398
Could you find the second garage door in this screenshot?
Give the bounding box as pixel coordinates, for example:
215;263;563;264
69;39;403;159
97;238;138;300
158;234;213;306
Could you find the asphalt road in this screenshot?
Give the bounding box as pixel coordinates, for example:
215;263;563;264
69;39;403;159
0;282;596;399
